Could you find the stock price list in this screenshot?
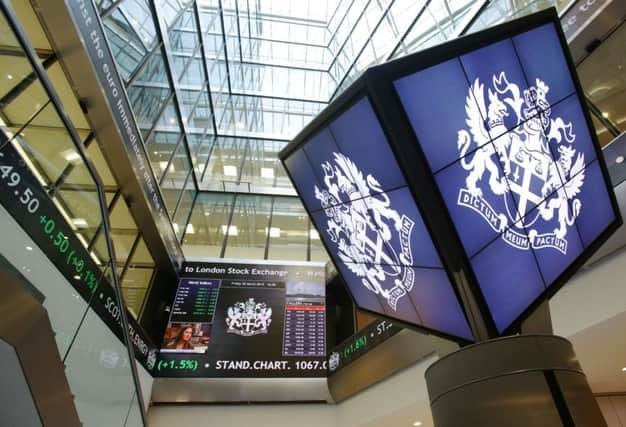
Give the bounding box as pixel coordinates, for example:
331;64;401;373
282;297;326;357
171;278;221;323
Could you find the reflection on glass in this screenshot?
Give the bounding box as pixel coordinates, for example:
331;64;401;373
224;195;271;259
267;197;308;261
578;23;626;138
183;192;234;257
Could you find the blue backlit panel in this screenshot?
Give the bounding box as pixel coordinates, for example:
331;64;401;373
282;10;619;340
394;21;616;333
285;97;473;341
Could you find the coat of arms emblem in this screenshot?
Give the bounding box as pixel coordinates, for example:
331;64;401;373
315;152;415;310
457;72;585;254
328;351;340;372
226;298;272;336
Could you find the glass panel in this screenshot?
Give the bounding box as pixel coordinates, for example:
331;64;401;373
122;266;153;319
267;197;308;261
63;308;139;426
182;192;234;258
309;222;329;262
161;142;191;217
0;207;89;358
145;131;181;181
56;163;103;245
109;199;139;271
127;52;171;137
578;22;626;136
224;195;271;259
173;173;196;239
103;0;158;82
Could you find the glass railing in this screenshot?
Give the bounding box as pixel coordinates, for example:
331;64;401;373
0;3;146;426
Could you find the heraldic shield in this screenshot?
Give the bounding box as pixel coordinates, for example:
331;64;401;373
280;8;620;341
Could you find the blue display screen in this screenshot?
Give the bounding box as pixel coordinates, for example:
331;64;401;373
285;97;473;341
394;22;615;332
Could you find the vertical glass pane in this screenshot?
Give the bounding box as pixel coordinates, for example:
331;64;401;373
127;52;171;137
103;0;158;82
309;222;329;262
224;195;271;259
182;193;234;257
63;309;139;426
173;173;196;239
267;197;308;261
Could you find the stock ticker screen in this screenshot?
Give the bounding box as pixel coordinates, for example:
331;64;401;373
156;261;327;377
393;22;616;333
283;97;473;342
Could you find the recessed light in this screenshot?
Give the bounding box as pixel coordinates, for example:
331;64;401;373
74;275;81;280
186;223;195;234
413;422;422;426
7;74;13;80
266;227;280;238
72;218;88;228
221;225;238;236
63;150;81;163
261;167;274;179
616;155;624;164
310;229;320;239
25;246;33;251
622;367;626;372
602;112;609;118
223;165;237;176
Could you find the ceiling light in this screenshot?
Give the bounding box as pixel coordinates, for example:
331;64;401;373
72;218;88;228
221;225;238;236
73;275;81;280
204;212;210;216
236;121;245;129
7;74;13;80
266;227;280;238
90;251;101;265
310;229;320;240
413;422;422;426
25;246;33;251
261;167;274;179
602;112;609;118
616;155;624;164
622;367;626;372
63;150;81;163
159;161;169;170
186;223;195;234
169;118;175;124
173;223;180;233
223;165;237;176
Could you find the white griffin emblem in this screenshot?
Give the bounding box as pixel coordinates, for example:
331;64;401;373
226;298;272;336
328;351;340;372
147;349;157;370
315;152;415;310
457;72;584;254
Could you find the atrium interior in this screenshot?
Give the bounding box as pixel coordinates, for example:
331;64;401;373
0;0;625;426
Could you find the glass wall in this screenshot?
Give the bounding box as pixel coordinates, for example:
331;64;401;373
2;0;156;318
0;1;146;424
97;0;621;267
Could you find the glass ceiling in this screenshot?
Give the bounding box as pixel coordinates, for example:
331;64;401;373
89;0;593;262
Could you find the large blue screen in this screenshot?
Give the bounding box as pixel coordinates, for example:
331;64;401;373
285;97;473;341
394;22;615;332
